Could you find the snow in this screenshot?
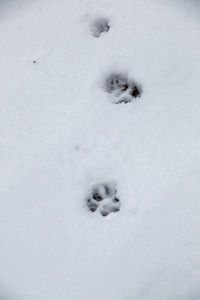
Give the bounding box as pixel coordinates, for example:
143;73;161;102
0;0;200;299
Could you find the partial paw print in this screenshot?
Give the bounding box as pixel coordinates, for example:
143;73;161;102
90;17;110;38
86;182;121;217
105;73;142;104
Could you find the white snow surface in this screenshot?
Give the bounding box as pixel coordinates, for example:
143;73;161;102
0;0;200;299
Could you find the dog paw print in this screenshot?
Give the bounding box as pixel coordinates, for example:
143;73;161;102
90;17;110;38
105;73;142;104
86;182;121;217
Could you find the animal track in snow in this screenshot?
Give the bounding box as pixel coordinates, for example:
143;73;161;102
86;182;121;217
90;17;110;38
105;73;142;104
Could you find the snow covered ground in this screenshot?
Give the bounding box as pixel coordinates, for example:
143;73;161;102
0;0;200;299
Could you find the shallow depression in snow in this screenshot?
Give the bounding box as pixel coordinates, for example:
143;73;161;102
104;72;142;104
86;181;121;217
90;17;110;38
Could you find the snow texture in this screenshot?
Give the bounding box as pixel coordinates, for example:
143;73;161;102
0;0;200;299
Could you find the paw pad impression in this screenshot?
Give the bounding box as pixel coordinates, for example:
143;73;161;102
86;182;121;217
105;73;142;104
90;18;110;38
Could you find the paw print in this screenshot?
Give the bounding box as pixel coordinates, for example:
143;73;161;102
105;73;142;104
86;182;121;217
90;17;110;38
